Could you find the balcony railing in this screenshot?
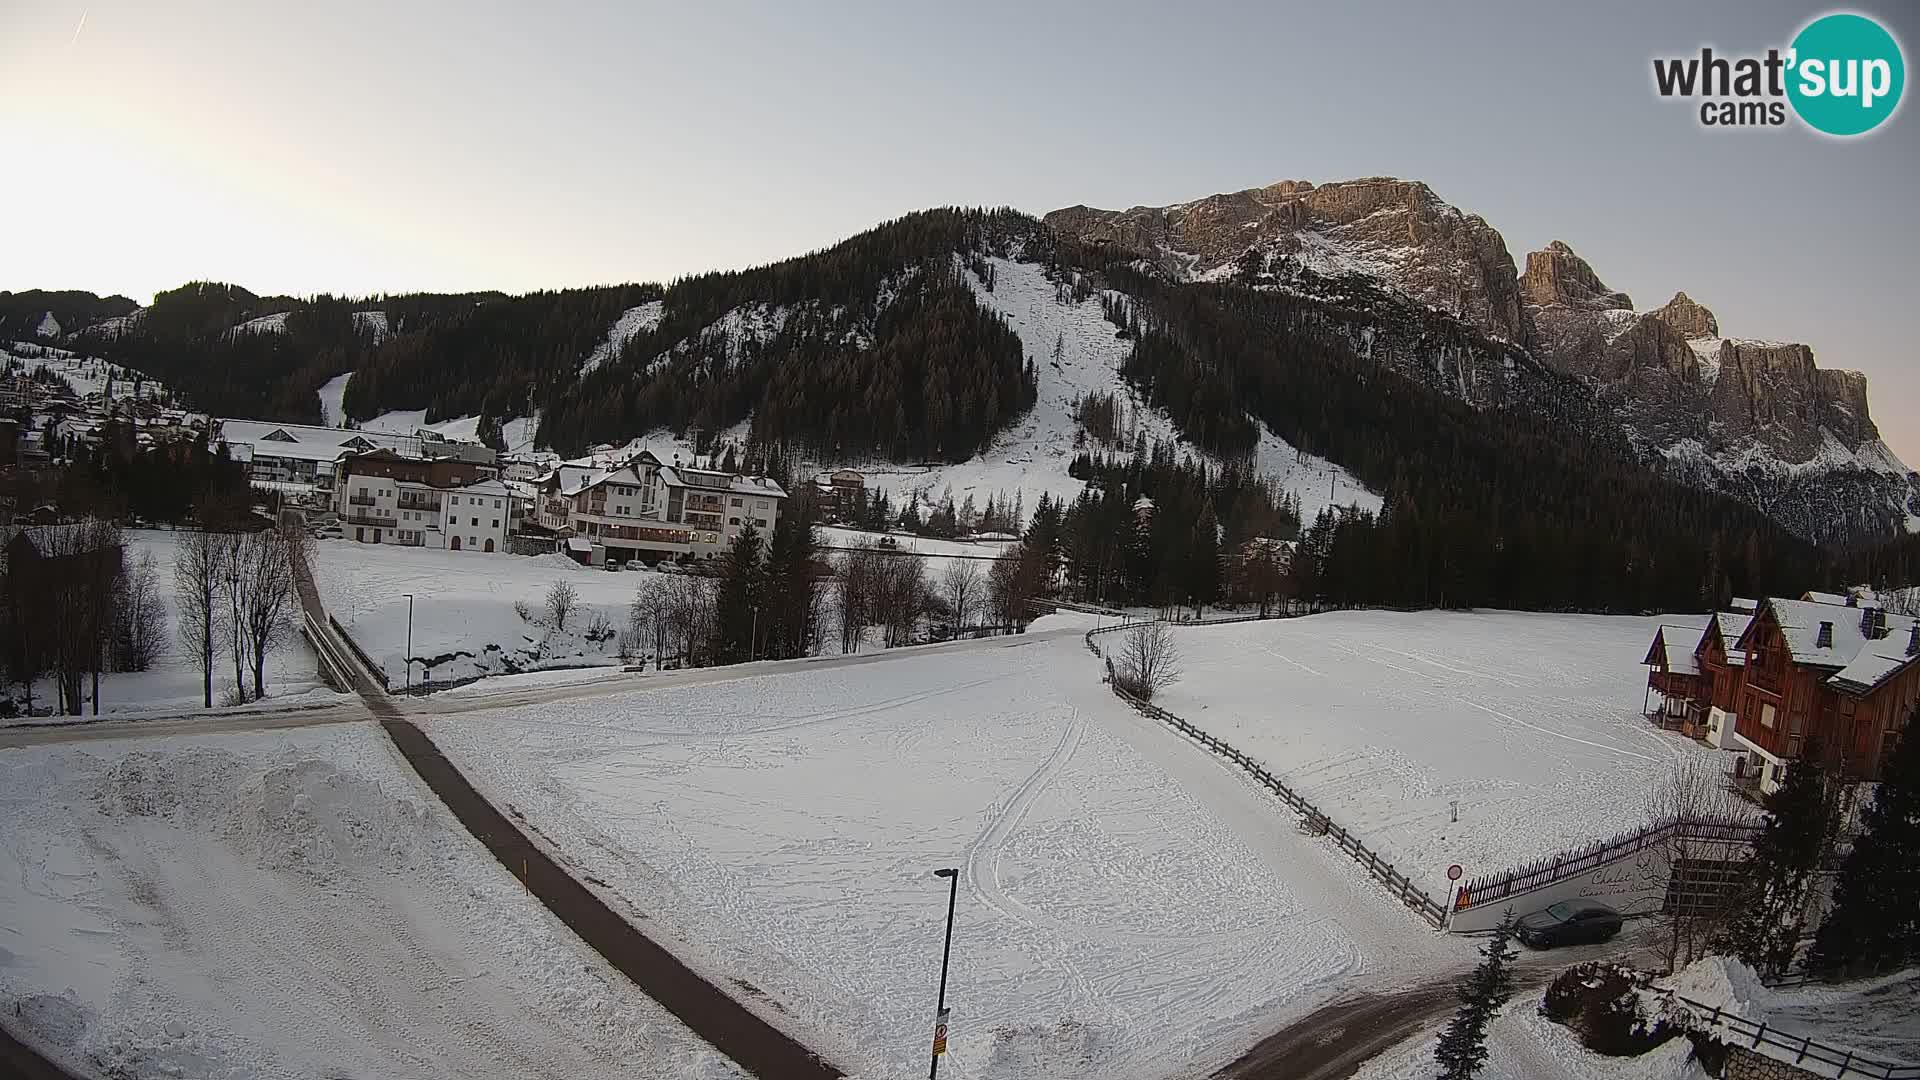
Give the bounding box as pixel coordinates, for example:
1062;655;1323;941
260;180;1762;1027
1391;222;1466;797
397;498;442;512
348;495;377;507
345;512;395;527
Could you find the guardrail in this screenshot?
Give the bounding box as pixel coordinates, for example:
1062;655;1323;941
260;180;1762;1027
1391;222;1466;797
1455;815;1764;913
1648;985;1920;1079
1085;621;1450;928
328;614;390;692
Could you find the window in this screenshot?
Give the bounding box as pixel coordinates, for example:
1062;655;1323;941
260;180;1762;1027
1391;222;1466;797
491;519;499;528
471;517;480;527
1761;702;1777;729
756;499;767;509
731;497;742;507
729;517;740;526
493;499;501;509
451;496;460;505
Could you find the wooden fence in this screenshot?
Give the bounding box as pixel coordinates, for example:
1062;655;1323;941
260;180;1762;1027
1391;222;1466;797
1647;985;1920;1079
1085;621;1450;928
1454;815;1763;913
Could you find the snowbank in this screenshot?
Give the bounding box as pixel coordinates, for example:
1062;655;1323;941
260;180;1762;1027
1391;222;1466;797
1352;993;1708;1080
0;725;743;1079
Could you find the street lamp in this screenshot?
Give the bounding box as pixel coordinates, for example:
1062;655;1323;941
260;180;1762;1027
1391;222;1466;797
402;592;414;691
929;867;959;1079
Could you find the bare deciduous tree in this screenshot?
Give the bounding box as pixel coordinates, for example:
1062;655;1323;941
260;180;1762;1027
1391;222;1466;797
836;545;882;653
1115;621;1181;701
546;579;579;630
225;526;298;701
1644;756;1752;973
943;560;982;633
113;550;167;672
174;528;228;709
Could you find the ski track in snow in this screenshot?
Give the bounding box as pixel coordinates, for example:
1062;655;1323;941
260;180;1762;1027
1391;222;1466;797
424;636;1447;1080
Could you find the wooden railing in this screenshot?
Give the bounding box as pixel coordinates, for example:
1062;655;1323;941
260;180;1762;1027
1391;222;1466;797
1454;815;1763;913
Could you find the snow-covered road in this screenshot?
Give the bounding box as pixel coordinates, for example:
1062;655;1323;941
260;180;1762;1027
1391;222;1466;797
425;632;1463;1080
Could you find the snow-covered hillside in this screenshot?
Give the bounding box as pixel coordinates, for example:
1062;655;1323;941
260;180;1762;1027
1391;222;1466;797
848;256;1377;522
578;301;664;377
1;342;168;405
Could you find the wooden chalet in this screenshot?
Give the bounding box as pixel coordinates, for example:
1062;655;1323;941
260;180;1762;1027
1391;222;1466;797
1643;624;1707;730
1729;596;1920;794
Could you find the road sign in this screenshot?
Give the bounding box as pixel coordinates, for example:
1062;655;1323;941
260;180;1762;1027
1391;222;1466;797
931;1007;951;1056
1447;864;1463;882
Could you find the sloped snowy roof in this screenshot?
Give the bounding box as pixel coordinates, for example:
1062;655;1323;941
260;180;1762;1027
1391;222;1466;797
1729;597;1758;613
1656;625;1700;675
219;418;420;462
1826;618;1920;696
1712;611;1755;666
1756;598;1878;668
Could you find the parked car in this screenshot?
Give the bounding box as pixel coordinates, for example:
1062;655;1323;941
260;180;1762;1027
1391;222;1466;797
605;559;624;572
1515;900;1622;948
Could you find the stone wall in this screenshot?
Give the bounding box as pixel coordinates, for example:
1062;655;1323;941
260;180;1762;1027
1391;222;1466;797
1724;1046;1823;1080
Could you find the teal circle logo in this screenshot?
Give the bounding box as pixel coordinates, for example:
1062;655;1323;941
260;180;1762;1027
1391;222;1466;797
1787;13;1905;136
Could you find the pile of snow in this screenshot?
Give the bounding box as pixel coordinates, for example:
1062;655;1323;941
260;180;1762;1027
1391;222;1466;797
579;300;664;377
1646;958;1920;1072
1353;992;1707;1080
0;725;745;1079
309;541;647;686
316;371;352;427
1150;610;1721;889
424;635;1461;1080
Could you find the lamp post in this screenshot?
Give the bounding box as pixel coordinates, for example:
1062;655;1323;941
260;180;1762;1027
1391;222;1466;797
929;867;959;1079
402;592;414;691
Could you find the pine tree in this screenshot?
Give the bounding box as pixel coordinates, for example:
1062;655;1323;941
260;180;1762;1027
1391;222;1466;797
1714;739;1840;978
1188;500;1221;618
1810;712;1920;976
1435;911;1517;1080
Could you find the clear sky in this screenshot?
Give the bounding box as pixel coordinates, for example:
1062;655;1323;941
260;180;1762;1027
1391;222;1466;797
3;0;1915;462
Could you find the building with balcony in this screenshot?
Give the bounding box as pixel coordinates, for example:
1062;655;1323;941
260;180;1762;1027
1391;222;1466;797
217;418;496;500
533;450;786;564
332;448;507;551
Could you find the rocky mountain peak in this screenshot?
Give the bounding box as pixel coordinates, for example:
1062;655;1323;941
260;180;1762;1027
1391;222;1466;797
1651;291;1719;338
1044;176;1526;341
1518;241;1633;311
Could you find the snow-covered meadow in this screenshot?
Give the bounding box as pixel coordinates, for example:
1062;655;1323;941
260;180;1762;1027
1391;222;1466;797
423;633;1456;1080
308;541;642;687
1146;610;1722;891
0;723;741;1080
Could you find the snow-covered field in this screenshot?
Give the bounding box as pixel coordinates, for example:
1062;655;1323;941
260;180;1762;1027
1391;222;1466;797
308;541;643;686
7;530;331;721
816;525;1017;578
424;633;1458;1080
1147;610;1721;890
0;723;741;1079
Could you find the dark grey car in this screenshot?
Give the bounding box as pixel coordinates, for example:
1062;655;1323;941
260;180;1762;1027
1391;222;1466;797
1514;900;1622;948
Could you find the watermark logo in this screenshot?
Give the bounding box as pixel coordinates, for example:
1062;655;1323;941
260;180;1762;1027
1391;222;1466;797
1652;12;1905;137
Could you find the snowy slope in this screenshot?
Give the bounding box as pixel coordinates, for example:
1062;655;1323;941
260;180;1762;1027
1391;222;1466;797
579;301;665;378
316;371;352;427
1;342;168;404
0;725;743;1079
425;635;1459;1080
1154;610;1725;890
352;309;390;344
849;256;1378;522
1353;990;1707;1080
34;311;60;338
227;311;290;336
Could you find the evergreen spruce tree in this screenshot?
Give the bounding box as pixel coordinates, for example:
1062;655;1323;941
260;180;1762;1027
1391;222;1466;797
1810;711;1920;976
1714;739;1839;978
1188;500;1221;618
711;524;764;665
761;510;820;661
1434;911;1517;1080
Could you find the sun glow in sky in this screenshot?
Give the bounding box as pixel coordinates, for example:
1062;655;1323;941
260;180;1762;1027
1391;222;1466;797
3;0;1917;463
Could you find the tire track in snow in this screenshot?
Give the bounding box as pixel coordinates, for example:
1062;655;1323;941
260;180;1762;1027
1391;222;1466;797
965;711;1087;931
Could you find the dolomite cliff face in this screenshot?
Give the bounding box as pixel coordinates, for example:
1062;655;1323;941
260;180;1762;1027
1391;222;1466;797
1049;179;1917;543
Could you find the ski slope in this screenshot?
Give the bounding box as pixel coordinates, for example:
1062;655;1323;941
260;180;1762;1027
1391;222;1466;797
1151;610;1726;890
425;634;1458;1080
0;724;742;1080
848;257;1378;522
316;371;352;427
